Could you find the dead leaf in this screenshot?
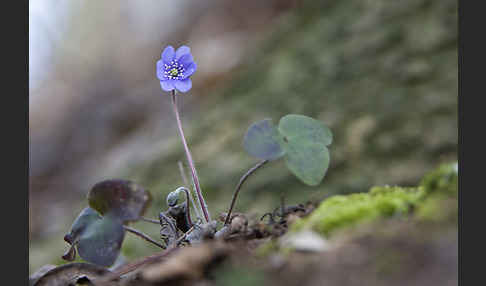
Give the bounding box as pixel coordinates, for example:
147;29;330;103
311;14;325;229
33;263;112;286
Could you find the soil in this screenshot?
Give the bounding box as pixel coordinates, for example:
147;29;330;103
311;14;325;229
31;199;457;286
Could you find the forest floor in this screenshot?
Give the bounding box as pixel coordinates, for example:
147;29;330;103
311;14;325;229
31;163;458;286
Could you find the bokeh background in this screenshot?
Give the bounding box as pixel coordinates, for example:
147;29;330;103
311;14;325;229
29;0;457;273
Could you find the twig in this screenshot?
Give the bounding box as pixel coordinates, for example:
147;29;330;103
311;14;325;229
171;90;211;222
224;159;269;225
124;226;165;249
95;247;178;284
176;225;195;245
140;217;160;224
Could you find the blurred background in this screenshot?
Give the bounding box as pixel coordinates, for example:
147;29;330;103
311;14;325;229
29;0;457;273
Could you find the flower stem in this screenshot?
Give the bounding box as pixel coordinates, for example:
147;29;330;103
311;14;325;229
224;159;268;225
170;91;211;223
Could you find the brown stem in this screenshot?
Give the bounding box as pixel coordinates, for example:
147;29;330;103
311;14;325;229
124;226;165;249
224;159;269;225
171;91;210;222
95;247;178;284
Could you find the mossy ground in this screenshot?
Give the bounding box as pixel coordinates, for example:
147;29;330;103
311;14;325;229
285;162;457;240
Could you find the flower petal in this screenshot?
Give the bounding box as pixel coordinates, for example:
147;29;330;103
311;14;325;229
182;62;197;79
161;46;175;64
160;80;175;92
175;46;191;61
174;78;192;93
156;60;166;80
178;53;194;67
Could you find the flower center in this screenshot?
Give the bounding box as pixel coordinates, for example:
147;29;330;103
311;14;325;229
163;60;185;80
170;68;179;76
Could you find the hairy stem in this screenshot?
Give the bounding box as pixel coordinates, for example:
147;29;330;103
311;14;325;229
224;159;269;225
124;226;165;249
171;91;210;222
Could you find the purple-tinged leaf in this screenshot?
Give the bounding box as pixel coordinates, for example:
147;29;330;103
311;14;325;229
88;179;152;222
76;213;125;267
63;207;125;267
243;119;285;160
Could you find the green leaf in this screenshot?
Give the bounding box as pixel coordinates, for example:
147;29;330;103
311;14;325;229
63;207;125;267
76;213;125;267
283;138;330;186
278;114;333;146
243;119;285;160
88;179;152;222
64;207;102;245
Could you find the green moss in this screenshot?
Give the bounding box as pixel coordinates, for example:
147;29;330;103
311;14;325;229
291;186;424;236
420;162;458;197
290;162;457;236
415;162;458;222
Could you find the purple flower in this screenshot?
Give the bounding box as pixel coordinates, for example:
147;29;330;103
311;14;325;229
156;45;197;93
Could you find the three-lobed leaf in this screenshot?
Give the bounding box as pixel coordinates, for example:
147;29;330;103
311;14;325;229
243;114;333;186
64;207;125;267
76;213;125;267
64;179;152;267
88;179;152;222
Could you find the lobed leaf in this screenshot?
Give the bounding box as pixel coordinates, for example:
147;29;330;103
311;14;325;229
278;114;333;146
76;213;125;267
243;114;333;187
243;119;286;160
64;207;102;245
88;179;152;222
63;207;125;267
283;138;330;186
